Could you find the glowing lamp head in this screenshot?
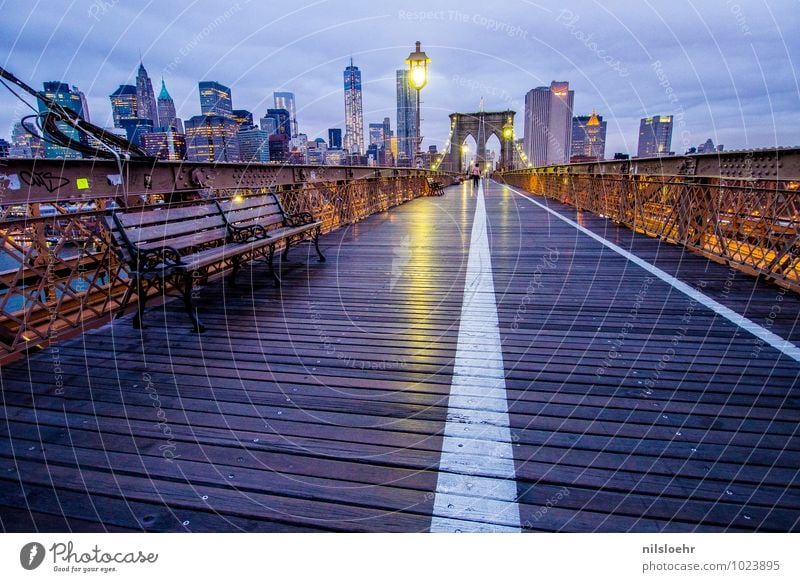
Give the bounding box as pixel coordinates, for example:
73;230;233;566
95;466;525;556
461;144;469;153
232;193;245;203
405;41;430;90
503;126;513;139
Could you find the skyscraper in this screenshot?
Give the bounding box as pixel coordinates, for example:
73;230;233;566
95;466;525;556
157;79;182;132
523;81;574;166
238;127;270;162
328;128;342;149
232;109;254;128
184;114;240;162
142;129;186;160
135;62;159;126
273;92;298;136
110;85;138;128
38;81;87;159
199;81;233;119
396;69;417;162
368;122;385;146
119;118;154;148
10;122;44;158
262;109;291;138
343;59;364;155
382;117;392;144
74;86;90;123
637;115;673;157
570;111;607;162
260;116;278;135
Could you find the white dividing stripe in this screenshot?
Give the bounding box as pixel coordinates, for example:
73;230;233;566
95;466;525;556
430;181;521;533
506;184;800;363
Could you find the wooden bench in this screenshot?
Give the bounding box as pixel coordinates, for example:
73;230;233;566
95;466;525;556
106;192;324;332
426;177;445;196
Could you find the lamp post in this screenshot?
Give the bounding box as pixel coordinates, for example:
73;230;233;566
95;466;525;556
502;120;514;172
406;41;430;167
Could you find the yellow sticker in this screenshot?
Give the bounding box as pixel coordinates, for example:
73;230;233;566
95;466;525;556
76;178;89;190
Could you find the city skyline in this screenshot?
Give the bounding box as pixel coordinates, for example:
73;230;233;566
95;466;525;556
1;1;798;158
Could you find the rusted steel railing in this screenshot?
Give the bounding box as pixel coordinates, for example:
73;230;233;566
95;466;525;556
499;167;800;293
0;159;445;361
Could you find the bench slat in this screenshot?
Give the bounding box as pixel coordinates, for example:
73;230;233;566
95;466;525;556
115;203;221;228
137;227;228;252
217;194;281;213
225;206;284;227
124;215;227;246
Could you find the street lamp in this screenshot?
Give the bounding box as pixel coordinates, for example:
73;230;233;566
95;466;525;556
406;41;430;167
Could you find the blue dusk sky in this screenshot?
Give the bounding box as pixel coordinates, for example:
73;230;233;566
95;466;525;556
1;0;798;155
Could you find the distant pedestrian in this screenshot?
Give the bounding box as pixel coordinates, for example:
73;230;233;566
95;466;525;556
471;163;481;188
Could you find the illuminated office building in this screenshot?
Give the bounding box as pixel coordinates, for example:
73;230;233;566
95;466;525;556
328;128;342;149
199;81;233;119
523;81;574;166
238;127;270;162
142;128;187;160
136;61;159;125
157;79;182;132
570;111;607;162
110;85;138;128
273;92;298;136
396;70;417;162
343;59;364;155
637;115;673;157
262;109;291;138
185;114;240;162
233;109;254;128
38;81;87;159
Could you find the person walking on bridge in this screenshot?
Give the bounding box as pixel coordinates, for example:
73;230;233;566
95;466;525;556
470;163;481;188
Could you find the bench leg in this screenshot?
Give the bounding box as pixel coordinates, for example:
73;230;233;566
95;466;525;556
183;273;206;333
314;227;326;262
228;257;240;286
268;245;281;287
282;239;291;261
133;276;147;329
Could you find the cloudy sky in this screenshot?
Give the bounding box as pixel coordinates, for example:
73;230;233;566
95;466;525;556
1;0;798;156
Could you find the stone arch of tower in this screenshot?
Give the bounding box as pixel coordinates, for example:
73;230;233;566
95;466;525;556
440;110;515;174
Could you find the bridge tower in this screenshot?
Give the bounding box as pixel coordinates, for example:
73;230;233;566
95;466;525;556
439;110;515;174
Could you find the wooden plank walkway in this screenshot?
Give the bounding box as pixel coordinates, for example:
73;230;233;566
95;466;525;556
0;179;798;532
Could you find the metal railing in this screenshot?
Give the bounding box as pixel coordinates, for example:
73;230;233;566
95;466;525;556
499;169;800;293
0;159;446;361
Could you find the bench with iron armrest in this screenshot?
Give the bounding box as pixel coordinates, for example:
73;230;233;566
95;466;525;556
106;195;324;333
426;177;445;196
216;191;325;286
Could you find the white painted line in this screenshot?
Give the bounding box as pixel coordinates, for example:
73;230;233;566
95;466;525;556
430;181;521;533
505;184;800;364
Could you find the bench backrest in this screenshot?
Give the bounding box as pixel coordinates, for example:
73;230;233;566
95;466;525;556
105;202;227;263
217;192;287;234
